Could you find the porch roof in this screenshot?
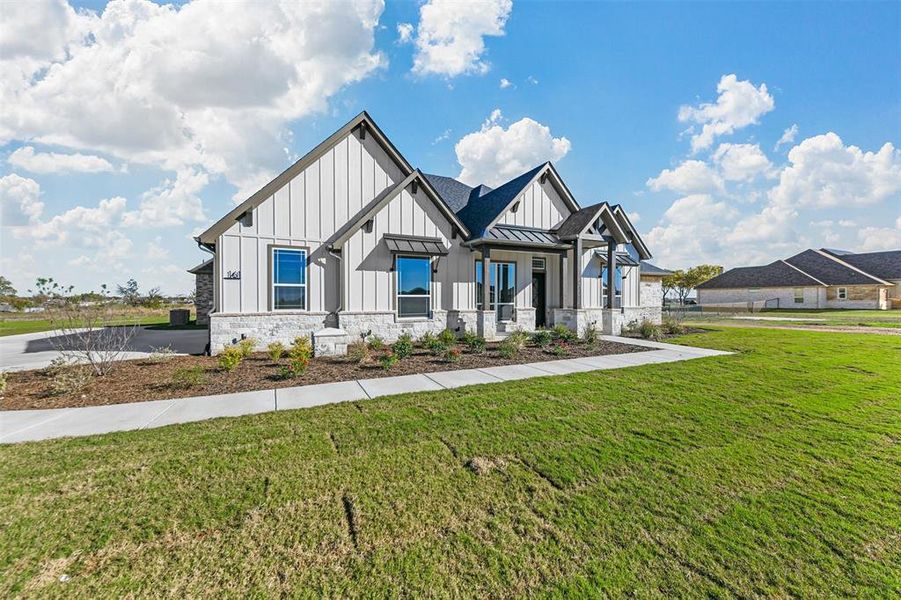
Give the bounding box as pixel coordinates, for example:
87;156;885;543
383;234;448;256
474;224;570;250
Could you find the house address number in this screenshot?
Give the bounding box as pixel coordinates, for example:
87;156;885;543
225;270;241;280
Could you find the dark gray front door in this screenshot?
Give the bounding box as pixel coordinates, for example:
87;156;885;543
532;272;546;327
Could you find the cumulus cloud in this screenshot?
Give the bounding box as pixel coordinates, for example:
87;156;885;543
8;146;114;174
147;237;170;260
1;0;387;199
646;160;724;194
454;109;571;186
711;143;774;181
775;124;798;150
499;77;512;89
644;195;740;266
411;0;512;77
678;74;775;152
396;22;414;44
857;217;901;252
769;133;901;208
122;169;209;227
0;174;45;226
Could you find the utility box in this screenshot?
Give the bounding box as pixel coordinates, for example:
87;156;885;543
169;309;191;326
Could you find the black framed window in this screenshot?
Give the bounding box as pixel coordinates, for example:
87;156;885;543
397;256;431;318
272;248;306;310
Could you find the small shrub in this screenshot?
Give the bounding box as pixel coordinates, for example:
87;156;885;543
444;346;462;363
552;324;577;342
462;331;486;354
637;319;660;340
171;366;206;388
367;335;385;351
50;366;91;396
438;328;456;346
430;341;449;357
148;345;177;363
551;342;569;357
497;340;517;359
0;371;7;395
290;336;313;359
392;333;414;359
218;346;243;372
418;332;439;349
283;336;313;377
237;337;257;358
661;316;685;335
379;352;399;370
267;341;286;362
347;341;371;365
530;329;553;348
507;330;529;351
42;356;72;377
582;323;599;345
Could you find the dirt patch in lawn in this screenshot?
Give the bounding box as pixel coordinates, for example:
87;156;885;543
2;338;649;411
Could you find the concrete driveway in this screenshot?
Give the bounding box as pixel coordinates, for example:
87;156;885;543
1;326;208;372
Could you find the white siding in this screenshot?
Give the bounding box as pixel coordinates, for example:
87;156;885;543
217;130;405;314
497;178;570;229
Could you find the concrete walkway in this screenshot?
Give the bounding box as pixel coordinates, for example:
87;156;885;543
1;336;730;444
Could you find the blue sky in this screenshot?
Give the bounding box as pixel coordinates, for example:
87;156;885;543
1;0;899;295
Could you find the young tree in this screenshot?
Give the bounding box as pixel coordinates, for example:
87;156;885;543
117;278;141;306
661;271;681;303
0;275;16;298
677;264;723;304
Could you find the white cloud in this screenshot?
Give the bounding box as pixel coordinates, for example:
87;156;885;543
499;77;512;89
454;109;571;187
646;160;723;194
0;173;44;226
122;169;209;227
712;143;773;181
775;124;798;150
147;237;170;260
432;128;452;144
396;22;414;44
8;146;114;174
856;217;901;252
1;0;387;198
411;0;512;77
678;74;775;152
644;195;740;267
526;75;538;85
627;211;640;223
769;133;901;208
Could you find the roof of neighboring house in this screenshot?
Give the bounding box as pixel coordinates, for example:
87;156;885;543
640;261;673;276
696;260;824;289
821;249;901;281
188;259;213;274
784;249;889;285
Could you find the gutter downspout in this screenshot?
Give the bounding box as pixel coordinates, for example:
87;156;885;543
327;245;344;326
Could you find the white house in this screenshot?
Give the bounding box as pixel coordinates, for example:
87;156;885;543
193;112;663;353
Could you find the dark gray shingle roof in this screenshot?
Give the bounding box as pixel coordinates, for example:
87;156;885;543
421;173;477;213
785;249;885;285
452;164;547;238
188;259;213;274
696;261;823;289
639;261;673;276
822;249;901;280
555;203;604;238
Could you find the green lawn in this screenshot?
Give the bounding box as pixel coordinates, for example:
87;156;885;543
685;308;901;329
2;328;899;597
0;314;194;337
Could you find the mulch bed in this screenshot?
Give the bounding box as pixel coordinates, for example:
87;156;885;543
2;338;649;411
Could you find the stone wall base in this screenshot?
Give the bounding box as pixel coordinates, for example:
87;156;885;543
337;310;448;343
209;312;329;353
551;308;609;336
622;306;663;328
312;328;353;357
448;310;479;336
513;307;536;332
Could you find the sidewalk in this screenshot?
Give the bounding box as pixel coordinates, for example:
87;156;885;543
1;336;730;444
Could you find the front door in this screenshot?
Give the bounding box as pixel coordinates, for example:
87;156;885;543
532;272;546;327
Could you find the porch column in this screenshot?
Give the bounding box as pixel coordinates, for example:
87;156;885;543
481;246;491;310
573;238;582;309
606;240;616;309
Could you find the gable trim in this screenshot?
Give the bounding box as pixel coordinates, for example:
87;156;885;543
197;111;414;245
556;202;629;243
612;205;652;260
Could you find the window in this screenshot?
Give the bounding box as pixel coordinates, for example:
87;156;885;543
837;287;848;300
531;256;546;271
794;288;804;303
476;260;516;320
396;256;431;318
602;265;622;308
272;248;306;310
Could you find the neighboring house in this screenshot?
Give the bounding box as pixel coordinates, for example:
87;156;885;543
188;258;214;325
193;112;661;354
696;248;901;310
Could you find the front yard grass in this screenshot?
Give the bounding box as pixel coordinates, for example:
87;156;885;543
1;327;899;596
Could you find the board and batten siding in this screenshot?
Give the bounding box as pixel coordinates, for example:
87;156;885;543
575;248;639;309
217;131;405;314
496;179;570;229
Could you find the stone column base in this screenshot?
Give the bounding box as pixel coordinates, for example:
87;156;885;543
476;310;497;341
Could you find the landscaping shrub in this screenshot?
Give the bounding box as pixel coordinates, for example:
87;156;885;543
367;335;385;351
462;331;487;354
552;324;578;342
418;332;439;350
218;346;243;372
171;366;206;388
551;341;569;357
392;333;414;359
530;329;553;348
438;328;457;346
661;316;685;335
50;366;92;396
237;337;257;358
379;352;399;370
148;345;177;363
637;319;660;340
279;338;312;379
429;342;449;357
347;341;371;365
497;340;518;359
507;330;529;351
583;323;599;345
0;371;7;395
444;346;462;363
267;341;286;362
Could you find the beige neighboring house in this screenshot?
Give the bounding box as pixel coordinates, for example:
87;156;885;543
696;248;901;310
190;111;665;354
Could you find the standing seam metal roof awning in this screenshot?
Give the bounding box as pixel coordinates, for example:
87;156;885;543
383;234;448;255
594;250;639;266
485;225;564;246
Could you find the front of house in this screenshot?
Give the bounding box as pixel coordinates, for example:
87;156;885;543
192;112;662;354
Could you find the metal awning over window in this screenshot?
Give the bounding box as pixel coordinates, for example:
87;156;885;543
383;234;448;256
594;249;639;267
